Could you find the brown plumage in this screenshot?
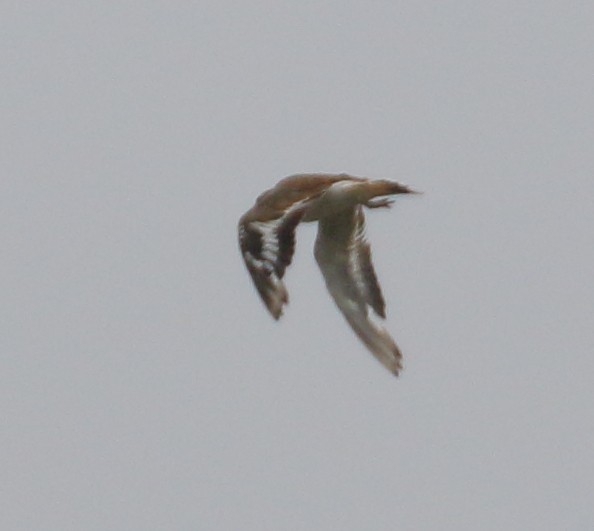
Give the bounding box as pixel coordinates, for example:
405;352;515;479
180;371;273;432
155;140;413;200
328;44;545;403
238;173;418;376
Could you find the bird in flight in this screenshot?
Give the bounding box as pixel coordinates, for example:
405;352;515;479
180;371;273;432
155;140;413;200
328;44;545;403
238;173;418;376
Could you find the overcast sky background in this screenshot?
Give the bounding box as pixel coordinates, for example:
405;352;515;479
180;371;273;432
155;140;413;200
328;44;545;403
2;2;594;530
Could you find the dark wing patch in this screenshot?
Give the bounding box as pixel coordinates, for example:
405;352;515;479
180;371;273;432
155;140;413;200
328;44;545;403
238;206;305;319
349;207;387;318
357;241;386;318
274;207;304;277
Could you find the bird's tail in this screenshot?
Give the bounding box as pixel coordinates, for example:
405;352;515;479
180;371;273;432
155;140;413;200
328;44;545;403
367;180;418;198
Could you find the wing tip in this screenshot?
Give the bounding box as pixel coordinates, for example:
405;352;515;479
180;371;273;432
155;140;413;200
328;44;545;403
261;282;288;320
375;339;403;376
386;354;403;377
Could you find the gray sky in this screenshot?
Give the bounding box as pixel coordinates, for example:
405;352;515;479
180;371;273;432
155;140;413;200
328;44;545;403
2;2;594;530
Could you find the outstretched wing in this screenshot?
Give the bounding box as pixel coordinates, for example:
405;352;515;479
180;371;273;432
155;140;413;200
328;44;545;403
238;204;305;319
314;205;402;375
238;174;356;319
